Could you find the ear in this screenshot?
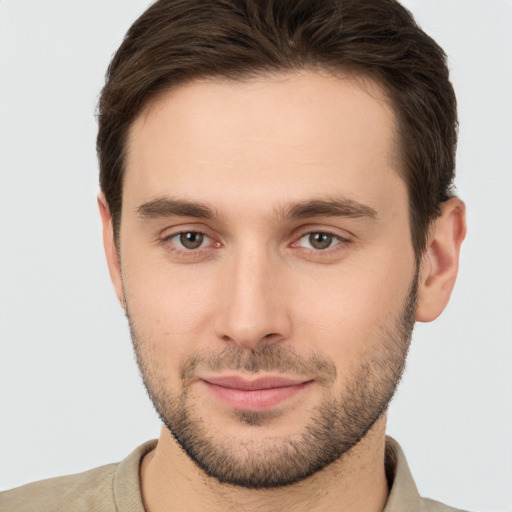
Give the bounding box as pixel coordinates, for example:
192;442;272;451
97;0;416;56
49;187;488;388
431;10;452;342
98;193;125;309
416;197;466;322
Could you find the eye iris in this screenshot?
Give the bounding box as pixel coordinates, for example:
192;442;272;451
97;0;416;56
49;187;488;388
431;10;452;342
309;232;332;250
180;232;204;249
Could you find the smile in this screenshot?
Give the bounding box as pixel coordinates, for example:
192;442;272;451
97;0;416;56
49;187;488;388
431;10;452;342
200;376;314;412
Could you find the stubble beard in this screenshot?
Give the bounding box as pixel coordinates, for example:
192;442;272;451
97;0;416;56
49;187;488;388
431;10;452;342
127;277;417;489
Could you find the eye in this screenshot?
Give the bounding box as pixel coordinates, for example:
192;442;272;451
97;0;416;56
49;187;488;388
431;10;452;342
169;231;212;250
297;232;342;250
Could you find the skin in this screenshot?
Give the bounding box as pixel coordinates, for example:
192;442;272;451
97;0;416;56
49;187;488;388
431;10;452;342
99;70;466;512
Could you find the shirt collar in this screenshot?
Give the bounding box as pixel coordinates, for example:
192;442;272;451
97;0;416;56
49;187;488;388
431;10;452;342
383;436;423;512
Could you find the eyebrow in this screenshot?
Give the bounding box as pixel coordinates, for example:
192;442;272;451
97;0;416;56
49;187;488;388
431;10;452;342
136;197;377;222
283;198;377;221
137;198;215;220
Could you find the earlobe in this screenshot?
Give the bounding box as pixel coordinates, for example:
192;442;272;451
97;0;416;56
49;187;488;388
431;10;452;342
415;197;467;322
97;193;125;309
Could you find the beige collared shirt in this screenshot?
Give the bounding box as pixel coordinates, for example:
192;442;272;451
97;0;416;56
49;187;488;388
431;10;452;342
0;437;469;511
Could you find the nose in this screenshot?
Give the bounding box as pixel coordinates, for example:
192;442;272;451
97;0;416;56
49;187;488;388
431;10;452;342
215;247;291;350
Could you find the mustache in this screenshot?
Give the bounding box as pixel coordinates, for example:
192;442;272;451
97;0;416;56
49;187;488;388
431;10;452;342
180;345;337;384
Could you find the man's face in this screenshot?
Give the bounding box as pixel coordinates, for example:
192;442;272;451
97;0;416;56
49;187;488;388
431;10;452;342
115;71;418;487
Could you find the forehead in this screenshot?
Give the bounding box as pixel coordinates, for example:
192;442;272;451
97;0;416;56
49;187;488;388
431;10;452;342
123;70;404;218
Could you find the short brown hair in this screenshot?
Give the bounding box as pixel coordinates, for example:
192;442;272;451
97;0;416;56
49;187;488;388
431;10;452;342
97;0;457;258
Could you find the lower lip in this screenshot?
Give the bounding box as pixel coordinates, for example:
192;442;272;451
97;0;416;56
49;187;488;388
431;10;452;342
202;381;312;411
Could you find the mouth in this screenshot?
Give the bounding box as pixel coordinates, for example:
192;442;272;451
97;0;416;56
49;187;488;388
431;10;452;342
199;375;314;412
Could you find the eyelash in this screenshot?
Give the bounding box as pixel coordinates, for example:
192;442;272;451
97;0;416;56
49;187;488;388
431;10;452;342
159;229;350;258
291;231;349;253
160;231;219;257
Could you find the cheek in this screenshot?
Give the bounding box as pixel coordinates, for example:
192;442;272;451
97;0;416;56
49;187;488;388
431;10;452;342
121;252;220;359
291;258;414;367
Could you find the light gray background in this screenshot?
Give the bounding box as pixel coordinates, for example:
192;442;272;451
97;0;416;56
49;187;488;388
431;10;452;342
0;1;511;510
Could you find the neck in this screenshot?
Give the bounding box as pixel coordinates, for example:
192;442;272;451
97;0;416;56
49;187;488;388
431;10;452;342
140;415;390;512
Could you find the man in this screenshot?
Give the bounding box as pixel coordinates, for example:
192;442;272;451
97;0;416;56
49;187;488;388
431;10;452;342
1;0;468;510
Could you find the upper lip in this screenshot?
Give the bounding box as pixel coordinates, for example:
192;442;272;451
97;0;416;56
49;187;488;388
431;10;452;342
201;375;312;390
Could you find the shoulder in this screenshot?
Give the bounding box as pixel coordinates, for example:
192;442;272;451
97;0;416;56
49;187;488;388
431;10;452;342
0;440;156;512
384;437;472;512
0;462;118;512
420;497;470;512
